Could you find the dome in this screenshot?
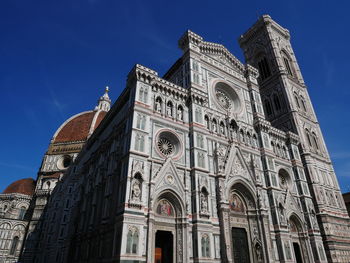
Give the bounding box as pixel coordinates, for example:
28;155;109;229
3;178;36;196
52;110;107;143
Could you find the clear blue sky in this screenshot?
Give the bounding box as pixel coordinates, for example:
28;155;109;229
1;0;350;192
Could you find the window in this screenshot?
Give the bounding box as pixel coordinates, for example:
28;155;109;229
197;134;204;149
139;86;148;103
193;60;199;71
312;132;319;150
264;99;273;116
126;227;139;254
201;235;210;258
135;134;145;152
195;108;202;123
18;206;26;220
257;57;271;80
305;129;312;147
300;96;307;111
273;94;281;111
136;114;146;130
294;93;300;108
10;236;19;255
198;152;205;168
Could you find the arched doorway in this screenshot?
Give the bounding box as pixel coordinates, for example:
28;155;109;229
228;183;262;263
289;215;309;263
152;192;185;263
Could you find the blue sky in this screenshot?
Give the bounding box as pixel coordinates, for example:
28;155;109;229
1;0;350;192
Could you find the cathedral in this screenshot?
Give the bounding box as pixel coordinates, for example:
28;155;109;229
1;15;350;263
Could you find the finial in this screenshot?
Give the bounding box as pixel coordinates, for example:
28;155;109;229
105;86;109;93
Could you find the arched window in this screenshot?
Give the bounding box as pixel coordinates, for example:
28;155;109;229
18;206;26;220
264;99;273;116
305;129;312;147
195;107;202;123
139;87;148;103
136;114;146;130
126;227;139;254
197;134;204;149
10;236;19;255
201;234;210;258
312;132;319;150
204;115;210;129
294;92;300;108
300;96;307;111
198;152;205;168
282;51;293;76
257;57;271;80
135;134;145;152
273;94;281;111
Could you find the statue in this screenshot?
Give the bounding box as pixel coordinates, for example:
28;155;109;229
200;192;208;213
131;180;141;202
178;107;183;120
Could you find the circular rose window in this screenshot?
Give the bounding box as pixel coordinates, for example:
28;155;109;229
156;130;182;159
213;80;241;113
157;138;174;156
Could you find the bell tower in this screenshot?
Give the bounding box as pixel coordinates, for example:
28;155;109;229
239;15;350;262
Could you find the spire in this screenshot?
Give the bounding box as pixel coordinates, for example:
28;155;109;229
95;86;111;112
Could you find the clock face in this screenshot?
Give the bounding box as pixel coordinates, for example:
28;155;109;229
216;90;231;109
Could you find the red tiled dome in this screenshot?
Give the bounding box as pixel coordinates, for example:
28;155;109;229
53;111;107;143
3;178;36;196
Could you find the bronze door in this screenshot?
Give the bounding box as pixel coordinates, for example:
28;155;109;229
232;227;250;263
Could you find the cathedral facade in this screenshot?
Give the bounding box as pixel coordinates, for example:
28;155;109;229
1;15;350;263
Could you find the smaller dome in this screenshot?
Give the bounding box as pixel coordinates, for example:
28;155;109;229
3;178;36;196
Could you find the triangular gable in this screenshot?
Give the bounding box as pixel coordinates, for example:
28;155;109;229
153;158;185;198
224;147;255;185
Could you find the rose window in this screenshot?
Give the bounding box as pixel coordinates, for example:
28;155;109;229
216;90;232;109
212;81;241;113
157;138;174;156
155;129;183;159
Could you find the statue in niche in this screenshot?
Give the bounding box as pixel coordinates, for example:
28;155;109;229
200;192;208;213
255;243;263;261
278;204;286;224
177;107;183;120
167;105;172;117
131;180;141;202
310;209;318;228
212;122;217;132
155;100;161;113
